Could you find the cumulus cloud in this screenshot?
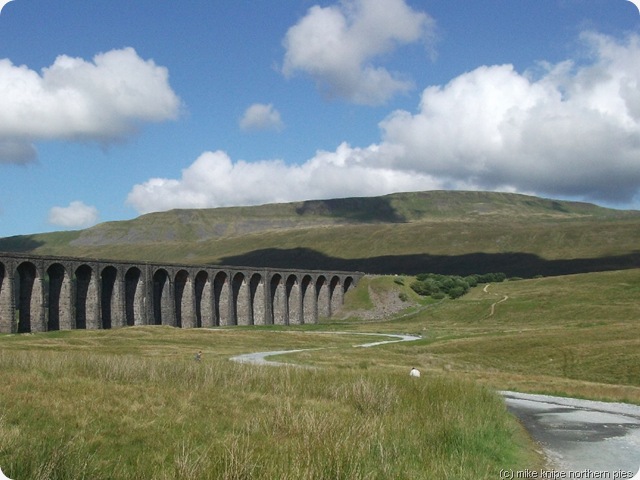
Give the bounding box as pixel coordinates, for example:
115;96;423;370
127;31;640;214
126;147;438;214
282;0;434;105
0;47;181;164
48;201;99;228
376;32;640;202
239;103;284;131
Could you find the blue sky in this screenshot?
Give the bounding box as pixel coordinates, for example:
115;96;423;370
0;0;639;237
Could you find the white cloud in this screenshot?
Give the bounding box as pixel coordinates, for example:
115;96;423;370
0;47;181;164
282;0;434;105
239;103;284;131
127;31;640;214
126;147;438;214
48;201;99;228
376;32;640;202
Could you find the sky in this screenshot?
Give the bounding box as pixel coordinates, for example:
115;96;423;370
0;0;639;237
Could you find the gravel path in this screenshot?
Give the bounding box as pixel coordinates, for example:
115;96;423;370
503;391;640;475
229;332;421;366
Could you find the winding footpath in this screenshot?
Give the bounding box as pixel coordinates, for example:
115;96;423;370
230;332;421;366
483;283;509;317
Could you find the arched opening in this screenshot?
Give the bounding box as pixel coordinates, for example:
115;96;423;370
125;267;144;327
195;271;211;328
316;276;330;318
153;269;171;326
286;275;300;325
301;275;315;324
346;276;356;290
46;263;71;331
213;272;229;326
75;265;97;329
16;262;41;333
249;274;265;325
270;274;286;325
232;273;248;326
101;266;118;329
175;270;192;328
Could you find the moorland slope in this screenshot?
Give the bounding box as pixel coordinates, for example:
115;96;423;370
1;190;639;277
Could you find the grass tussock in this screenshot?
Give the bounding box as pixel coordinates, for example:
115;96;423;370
0;349;531;480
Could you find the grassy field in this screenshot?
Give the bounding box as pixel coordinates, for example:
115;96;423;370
2;267;639;478
319;269;640;403
0;329;537;479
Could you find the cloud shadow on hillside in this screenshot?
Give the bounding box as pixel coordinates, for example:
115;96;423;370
295;197;407;223
0;235;46;253
218;248;640;278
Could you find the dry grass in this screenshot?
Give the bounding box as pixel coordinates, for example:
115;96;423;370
0;346;534;479
325;269;640;404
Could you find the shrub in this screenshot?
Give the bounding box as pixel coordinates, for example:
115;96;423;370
465;275;478;287
448;286;467;299
410;274;470;298
476;272;507;283
410;272;507;300
410;280;436;296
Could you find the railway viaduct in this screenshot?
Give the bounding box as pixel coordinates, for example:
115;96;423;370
0;253;362;334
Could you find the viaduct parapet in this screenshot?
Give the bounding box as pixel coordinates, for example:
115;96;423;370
0;253;363;334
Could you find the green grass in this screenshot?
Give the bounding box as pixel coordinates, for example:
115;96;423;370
0;339;535;479
324;268;640;403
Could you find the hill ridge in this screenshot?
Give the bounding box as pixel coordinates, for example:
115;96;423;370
1;190;639;277
69;191;636;244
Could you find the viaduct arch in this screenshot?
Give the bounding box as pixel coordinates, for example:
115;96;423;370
0;253;362;334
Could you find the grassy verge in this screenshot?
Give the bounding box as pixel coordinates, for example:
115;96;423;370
0;346;535;479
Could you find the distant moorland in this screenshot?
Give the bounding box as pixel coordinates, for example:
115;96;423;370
2;190;640;277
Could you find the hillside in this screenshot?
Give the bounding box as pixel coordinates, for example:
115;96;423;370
1;190;639;277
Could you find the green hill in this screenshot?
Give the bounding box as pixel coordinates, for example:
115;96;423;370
1;190;639;277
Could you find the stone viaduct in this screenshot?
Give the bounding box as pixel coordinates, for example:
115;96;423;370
0;253;362;334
